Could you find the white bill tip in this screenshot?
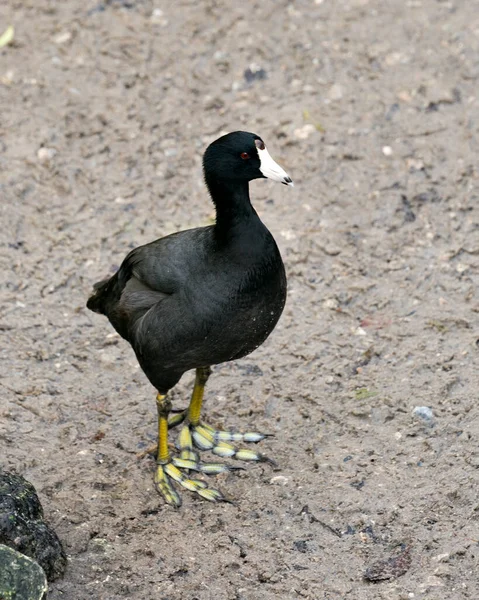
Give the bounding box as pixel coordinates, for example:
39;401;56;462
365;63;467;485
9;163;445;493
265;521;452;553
257;145;293;186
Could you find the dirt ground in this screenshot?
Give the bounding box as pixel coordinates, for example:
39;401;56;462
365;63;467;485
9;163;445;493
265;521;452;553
1;0;478;598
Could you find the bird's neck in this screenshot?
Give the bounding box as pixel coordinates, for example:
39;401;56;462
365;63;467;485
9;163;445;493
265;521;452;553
206;177;258;233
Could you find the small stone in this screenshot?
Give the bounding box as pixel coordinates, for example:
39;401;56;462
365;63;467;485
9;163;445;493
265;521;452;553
421;575;446;589
279;230;296;241
406;158;424;171
37;147;57;163
99;351;116;364
354;327;367;336
150;8;168;25
244;64;267;84
382;146;393;156
293;124;316;140
54;31;72;44
1;69;15;85
269;475;289;486
433;552;450;562
328;83;343;100
385;52;409;66
323;298;339;310
398;90;412;103
364;545;412;581
412;406;434;426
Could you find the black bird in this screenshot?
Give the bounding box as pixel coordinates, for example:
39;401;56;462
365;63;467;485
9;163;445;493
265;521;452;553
87;131;293;506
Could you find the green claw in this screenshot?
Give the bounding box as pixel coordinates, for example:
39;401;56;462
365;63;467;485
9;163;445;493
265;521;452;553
211;441;236;458
168;410;187;429
234;448;262;462
243;432;268;443
172;457;231;476
192;426;215;450
181;478;208;492
198;462;231;475
215;431;245;443
154;464;182;507
172;458;199;470
177;424;193;451
179;449;198;462
197;487;224;502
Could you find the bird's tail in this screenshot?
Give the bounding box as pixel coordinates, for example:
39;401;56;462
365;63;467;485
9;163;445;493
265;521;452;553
86;278;112;315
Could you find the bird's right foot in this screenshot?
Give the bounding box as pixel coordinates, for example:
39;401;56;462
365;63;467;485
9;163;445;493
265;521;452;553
154;457;235;507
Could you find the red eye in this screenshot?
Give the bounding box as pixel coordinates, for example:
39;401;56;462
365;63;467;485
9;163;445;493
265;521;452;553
240;152;250;160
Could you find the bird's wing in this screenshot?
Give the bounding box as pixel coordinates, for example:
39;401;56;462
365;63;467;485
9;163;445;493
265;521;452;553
87;227;212;340
123;226;211;294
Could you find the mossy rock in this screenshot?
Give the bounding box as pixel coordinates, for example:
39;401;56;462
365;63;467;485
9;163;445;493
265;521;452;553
0;472;66;581
0;544;48;600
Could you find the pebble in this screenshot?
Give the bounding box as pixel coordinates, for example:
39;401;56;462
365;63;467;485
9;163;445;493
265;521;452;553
54;31;72;44
269;475;289;486
385;52;409;66
279;230;296;241
406;158;424;171
1;69;14;85
37;147;57;163
244;64;267;83
398;90;413;103
433;552;450;562
412;406;434;425
293;124;316;140
354;326;367;336
382;145;393;156
421;575;445;590
99;351;116;365
323;298;339;310
150;9;168;26
328;83;343;100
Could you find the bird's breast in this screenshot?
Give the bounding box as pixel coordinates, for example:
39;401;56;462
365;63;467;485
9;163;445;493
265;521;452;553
188;257;286;364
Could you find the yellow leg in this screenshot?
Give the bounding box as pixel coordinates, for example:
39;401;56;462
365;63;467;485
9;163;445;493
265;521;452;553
187;367;211;426
154;388;226;506
156;394;171;464
155;393;182;506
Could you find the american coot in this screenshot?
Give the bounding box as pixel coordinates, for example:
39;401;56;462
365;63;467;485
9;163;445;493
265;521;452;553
87;131;293;506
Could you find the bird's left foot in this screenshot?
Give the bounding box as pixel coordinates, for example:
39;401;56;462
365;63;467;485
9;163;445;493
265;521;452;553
181;421;275;466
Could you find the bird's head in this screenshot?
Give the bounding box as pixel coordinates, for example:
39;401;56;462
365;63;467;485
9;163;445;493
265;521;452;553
203;131;293;187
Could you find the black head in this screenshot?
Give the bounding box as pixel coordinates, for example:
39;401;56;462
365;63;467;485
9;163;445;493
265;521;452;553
203;131;293;186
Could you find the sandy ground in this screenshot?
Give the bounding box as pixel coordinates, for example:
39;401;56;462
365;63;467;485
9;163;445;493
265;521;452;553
1;0;479;598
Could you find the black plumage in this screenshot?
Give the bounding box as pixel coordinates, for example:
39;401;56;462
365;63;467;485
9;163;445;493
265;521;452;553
87;131;293;505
